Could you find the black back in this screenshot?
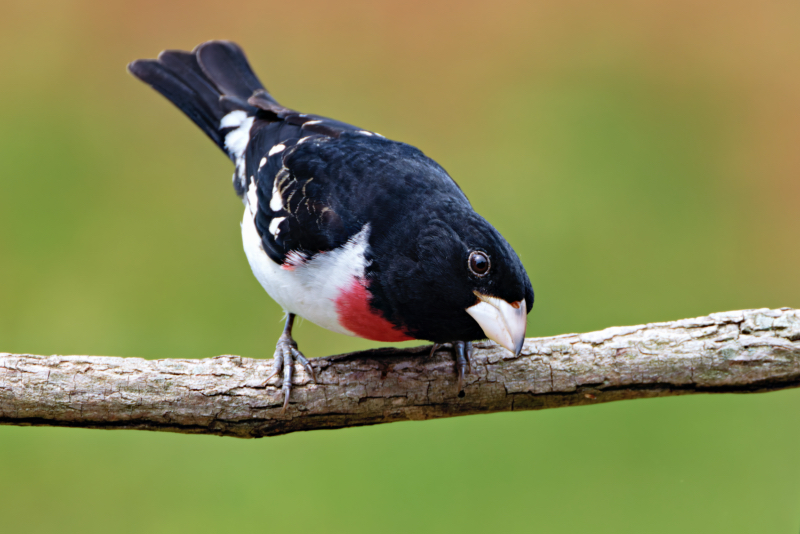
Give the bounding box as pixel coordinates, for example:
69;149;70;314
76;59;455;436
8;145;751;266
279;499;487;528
129;41;534;344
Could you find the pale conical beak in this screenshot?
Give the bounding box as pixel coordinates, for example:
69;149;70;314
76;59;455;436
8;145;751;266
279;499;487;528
466;292;527;356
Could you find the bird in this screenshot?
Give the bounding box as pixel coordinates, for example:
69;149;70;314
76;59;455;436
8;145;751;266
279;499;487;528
128;41;534;412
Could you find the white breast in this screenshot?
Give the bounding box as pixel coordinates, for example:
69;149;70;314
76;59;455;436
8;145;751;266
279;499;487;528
240;201;371;336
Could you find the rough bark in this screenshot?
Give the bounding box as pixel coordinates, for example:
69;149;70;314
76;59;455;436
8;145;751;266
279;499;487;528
2;308;799;438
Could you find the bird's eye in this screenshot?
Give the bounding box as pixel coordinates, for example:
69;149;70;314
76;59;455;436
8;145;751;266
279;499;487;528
468;251;490;277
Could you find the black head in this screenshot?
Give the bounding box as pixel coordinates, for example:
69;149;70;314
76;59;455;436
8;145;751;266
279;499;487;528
367;202;534;351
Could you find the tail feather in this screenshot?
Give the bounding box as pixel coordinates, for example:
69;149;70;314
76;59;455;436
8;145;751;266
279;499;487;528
127;40;266;154
130;40;369;199
195;41;265;101
157;50;225;114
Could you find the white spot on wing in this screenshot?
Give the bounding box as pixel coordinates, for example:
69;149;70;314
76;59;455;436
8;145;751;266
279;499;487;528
259;157;267;169
296;136;312;145
246;180;259;217
269;180;283;211
303;120;323;126
223;115;254;159
269;144;285;156
220;110;248;129
221;111;255;192
269;216;285;237
357;130;373;136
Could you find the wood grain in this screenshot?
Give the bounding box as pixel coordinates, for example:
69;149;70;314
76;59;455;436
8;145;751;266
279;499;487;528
2;308;799;438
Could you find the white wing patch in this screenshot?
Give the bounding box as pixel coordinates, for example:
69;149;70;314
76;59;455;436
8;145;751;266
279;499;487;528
246;179;259;217
222;111;254;158
221;110;255;192
269;143;286;156
269;180;283;211
220;110;248;129
269;216;285;237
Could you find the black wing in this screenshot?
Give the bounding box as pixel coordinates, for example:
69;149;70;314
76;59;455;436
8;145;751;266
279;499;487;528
249;131;470;266
129;41;466;267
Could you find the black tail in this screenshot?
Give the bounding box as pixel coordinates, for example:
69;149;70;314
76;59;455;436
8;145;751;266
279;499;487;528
130;41;367;199
128;40;277;154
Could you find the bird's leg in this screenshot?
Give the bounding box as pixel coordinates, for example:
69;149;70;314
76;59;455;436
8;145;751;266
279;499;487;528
430;341;473;393
265;313;316;413
453;340;473;392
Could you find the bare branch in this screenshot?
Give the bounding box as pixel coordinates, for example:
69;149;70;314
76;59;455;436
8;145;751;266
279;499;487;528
2;308;799;438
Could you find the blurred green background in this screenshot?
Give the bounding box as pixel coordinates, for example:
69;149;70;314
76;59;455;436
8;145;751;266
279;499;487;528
1;0;799;532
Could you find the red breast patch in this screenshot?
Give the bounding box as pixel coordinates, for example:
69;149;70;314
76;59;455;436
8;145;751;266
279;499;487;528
335;278;414;342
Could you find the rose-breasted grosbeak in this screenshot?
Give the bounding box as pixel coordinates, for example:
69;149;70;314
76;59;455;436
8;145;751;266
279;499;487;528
129;41;533;411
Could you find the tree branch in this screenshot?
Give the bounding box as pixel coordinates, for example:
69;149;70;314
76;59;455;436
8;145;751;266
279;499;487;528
2;308;799;438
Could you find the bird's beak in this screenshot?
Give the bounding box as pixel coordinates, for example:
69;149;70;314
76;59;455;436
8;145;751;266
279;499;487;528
466;292;527;356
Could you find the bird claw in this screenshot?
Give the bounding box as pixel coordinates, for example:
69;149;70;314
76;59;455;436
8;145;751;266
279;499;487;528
454;340;472;392
267;331;315;414
430;341;473;393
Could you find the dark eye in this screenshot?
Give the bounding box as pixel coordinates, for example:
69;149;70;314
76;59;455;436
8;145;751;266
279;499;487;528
468;251;490;277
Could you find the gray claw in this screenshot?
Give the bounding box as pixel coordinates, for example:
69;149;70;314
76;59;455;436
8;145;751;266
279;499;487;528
291;347;316;382
430;341;473;393
454;342;466;392
453;341;473;393
270;331;314;414
265;348;283;382
281;385;291;413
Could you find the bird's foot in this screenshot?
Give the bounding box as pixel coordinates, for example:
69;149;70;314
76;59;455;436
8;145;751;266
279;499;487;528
431;341;473;395
266;332;316;413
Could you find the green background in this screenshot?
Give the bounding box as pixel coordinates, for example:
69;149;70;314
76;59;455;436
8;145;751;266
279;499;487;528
2;0;799;532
